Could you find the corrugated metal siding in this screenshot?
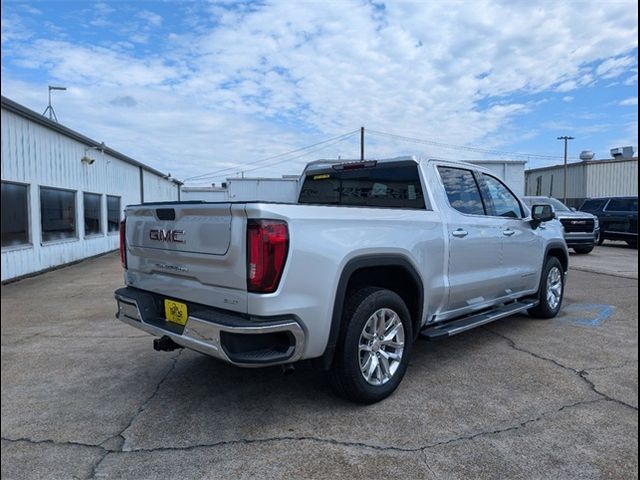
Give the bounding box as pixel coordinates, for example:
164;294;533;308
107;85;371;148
585;160;638;198
1;108;178;281
524;163;586;200
142;170;180;203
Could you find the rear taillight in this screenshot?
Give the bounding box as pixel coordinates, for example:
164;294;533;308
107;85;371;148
247;219;289;293
119;219;127;269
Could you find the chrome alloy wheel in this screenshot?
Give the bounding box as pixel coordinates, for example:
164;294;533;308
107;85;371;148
358;308;405;386
546;266;563;310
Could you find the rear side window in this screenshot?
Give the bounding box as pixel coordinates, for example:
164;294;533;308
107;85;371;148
438;166;485;215
580;199;607;212
605;198;638;212
298;162;426;209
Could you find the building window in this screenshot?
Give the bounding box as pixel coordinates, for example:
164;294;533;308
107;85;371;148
40;187;77;242
107;195;121;232
83;193;102;236
535;176;542;195
1;181;30;248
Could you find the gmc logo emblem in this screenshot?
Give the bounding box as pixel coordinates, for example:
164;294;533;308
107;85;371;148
149;229;185;243
571;221;586;225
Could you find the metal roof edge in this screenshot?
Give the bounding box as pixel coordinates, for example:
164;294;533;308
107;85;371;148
1;95;182;186
525;156;638;174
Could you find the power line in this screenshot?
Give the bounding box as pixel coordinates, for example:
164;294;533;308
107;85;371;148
192;132;359;182
184;130;359;182
367;129;579;161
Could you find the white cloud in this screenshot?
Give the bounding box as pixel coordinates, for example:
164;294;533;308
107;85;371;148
596;55;637;79
563;96;574;102
137;10;162;27
620;97;638;106
1;0;638;181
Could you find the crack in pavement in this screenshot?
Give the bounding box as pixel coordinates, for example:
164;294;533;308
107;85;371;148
487;328;638;412
89;349;183;479
3;396;626;475
4;331;636;476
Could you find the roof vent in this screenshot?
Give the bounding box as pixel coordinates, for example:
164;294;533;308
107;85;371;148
579;150;595;161
610;146;635;159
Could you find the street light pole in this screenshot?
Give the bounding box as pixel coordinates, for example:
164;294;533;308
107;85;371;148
557;136;574;204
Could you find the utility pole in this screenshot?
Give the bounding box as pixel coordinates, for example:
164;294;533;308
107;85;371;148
360;126;365;161
557;135;574;204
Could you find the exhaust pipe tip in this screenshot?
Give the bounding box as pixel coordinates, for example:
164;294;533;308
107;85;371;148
153;335;182;352
281;364;295;376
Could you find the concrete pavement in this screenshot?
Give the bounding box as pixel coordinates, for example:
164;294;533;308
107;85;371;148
1;252;638;479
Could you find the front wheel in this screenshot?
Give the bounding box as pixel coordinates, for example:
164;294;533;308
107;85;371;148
573;246;594;254
327;287;412;404
528;257;565;319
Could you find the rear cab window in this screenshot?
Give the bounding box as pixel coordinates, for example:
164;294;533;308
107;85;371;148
298;161;427;209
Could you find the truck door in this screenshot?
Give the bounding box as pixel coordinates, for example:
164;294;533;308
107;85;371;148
477;173;543;295
437;166;506;314
603;197;638;237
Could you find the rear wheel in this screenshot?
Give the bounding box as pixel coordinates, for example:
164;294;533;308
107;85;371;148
573;246;594;254
528;256;565;319
327;287;412;404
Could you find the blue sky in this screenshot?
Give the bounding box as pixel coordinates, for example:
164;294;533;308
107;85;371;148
1;0;637;184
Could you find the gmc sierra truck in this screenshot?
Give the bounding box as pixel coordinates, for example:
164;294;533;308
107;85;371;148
115;157;568;403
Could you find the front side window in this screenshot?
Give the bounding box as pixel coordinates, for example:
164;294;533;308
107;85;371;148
580;199;607;212
480;174;522;218
84;193;102;236
438;166;485;215
1;182;30;247
40;187;76;242
107;196;121;232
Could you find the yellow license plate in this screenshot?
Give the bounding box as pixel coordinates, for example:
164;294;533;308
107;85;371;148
164;299;188;325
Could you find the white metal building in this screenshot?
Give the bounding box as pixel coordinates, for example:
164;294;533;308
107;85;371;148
469;160;527;196
525;150;638;208
1;96;181;282
181;177;300;203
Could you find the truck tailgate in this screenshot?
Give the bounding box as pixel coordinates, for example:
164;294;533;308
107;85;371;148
123;203;248;312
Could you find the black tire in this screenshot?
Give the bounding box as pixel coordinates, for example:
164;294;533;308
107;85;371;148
528;256;565;319
327;287;413;404
597;233;606;246
573;246;594;254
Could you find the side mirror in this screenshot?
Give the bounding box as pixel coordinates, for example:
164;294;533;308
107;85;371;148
530;204;556;228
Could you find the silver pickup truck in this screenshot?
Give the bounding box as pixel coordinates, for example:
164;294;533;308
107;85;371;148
115;157;568;403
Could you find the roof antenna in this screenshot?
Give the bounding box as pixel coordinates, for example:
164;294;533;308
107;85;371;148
42;85;67;122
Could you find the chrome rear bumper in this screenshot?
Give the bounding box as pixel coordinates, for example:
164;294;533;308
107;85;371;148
115;290;305;367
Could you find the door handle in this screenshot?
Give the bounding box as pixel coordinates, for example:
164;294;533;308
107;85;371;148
452;229;468;238
503;229;515;237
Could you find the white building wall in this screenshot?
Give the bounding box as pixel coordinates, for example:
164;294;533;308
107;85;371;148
142;169;180;203
181;178;300;203
227;178;299;202
1;106;177;281
585;159;638;198
470;161;526;196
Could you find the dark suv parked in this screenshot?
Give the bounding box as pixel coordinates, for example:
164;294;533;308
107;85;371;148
580;196;638;248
